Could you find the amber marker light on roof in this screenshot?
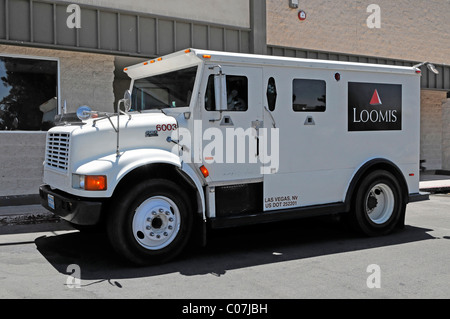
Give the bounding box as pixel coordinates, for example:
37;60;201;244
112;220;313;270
157;57;162;61
203;54;211;59
123;68;128;71
184;49;191;53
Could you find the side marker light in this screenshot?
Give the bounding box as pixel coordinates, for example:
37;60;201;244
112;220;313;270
200;165;209;178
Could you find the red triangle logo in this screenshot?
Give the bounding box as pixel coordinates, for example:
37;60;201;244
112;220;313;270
370;89;382;106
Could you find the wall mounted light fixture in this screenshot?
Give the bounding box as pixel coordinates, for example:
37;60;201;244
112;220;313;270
289;0;299;9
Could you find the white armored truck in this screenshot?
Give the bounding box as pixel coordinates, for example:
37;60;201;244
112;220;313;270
40;48;429;265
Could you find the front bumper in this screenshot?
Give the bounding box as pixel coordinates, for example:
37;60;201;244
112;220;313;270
39;184;104;226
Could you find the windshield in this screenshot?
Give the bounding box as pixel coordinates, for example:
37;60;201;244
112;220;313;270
131;66;198;111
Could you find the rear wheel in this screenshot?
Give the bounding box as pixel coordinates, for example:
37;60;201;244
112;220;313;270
107;179;192;265
351;170;404;236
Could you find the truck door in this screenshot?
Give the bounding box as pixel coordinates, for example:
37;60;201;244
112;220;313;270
262;72;343;211
199;65;263;183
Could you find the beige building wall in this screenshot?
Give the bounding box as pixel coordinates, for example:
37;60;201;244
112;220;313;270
267;0;450;65
59;0;250;28
442;98;450;170
0;44;115;196
0;132;46;196
420;90;447;170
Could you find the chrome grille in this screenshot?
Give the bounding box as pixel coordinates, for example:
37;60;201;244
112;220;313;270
46;132;70;171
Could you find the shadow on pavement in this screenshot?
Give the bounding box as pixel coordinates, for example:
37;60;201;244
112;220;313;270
34;215;436;283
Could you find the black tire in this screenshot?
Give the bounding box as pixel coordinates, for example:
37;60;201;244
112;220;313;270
350;170;405;236
107;179;192;265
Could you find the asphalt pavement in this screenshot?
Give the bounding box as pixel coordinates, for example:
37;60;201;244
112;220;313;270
0;193;449;299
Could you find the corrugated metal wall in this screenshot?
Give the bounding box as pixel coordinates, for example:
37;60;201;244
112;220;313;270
0;0;251;57
268;45;450;91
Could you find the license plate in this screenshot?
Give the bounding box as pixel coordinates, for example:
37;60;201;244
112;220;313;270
48;194;55;210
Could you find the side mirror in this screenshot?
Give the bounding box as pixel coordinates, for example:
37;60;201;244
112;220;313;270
214;73;228;111
413;61;439;75
427;63;439;75
123;89;132;112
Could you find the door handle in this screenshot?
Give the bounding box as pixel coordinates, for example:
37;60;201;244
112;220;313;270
220;115;234;126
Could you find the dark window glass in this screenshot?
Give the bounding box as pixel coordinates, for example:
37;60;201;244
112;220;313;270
292;79;326;112
266;77;277;111
131;66;197;111
205;75;248;111
0;57;58;131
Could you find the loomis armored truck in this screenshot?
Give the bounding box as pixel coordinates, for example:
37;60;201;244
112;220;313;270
40;49;430;265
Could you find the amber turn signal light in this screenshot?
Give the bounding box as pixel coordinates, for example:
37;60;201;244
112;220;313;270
84;175;107;191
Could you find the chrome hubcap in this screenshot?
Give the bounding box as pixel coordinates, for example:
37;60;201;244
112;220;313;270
132;196;180;250
365;183;395;225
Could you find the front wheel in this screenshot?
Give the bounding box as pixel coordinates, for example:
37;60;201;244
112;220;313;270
350;170;405;236
107;179;192;265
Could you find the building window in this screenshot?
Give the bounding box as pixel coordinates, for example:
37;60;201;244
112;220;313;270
205;75;248;111
0;56;58;131
266;77;277;111
292;79;326;112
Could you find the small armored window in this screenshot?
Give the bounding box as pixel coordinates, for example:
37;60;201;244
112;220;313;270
266;77;277;111
292;79;326;112
205;75;248;112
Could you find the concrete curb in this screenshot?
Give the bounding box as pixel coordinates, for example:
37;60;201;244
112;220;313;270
0;205;60;226
419;186;450;194
419;175;450;194
0;194;40;207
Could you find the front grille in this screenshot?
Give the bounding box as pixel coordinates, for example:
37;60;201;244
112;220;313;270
46;132;70;171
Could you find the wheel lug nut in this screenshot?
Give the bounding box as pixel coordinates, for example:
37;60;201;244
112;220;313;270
164;232;168;236
165;211;170;215
168;226;173;230
147;217;151;222
152;211;157;216
156;235;160;239
150;232;154;236
169;218;174;222
159;208;164;213
146;226;151;230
